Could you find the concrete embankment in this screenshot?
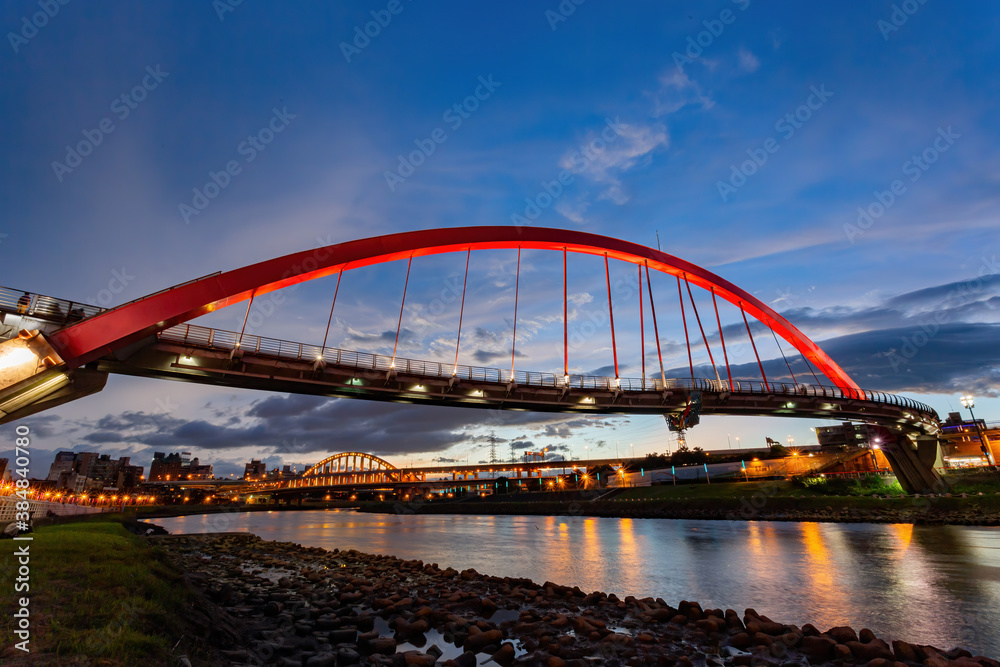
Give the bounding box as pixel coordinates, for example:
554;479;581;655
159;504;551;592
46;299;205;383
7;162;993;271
155;531;1000;666
356;494;1000;526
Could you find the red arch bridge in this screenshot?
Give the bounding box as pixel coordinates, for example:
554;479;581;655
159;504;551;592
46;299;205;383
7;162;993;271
0;227;943;492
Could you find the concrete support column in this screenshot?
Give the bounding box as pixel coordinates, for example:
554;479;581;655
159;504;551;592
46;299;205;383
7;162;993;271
882;431;946;494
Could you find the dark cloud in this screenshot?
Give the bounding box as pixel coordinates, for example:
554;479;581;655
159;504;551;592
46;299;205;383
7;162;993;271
669;272;1000;399
472;348;526;364
49;394;610;464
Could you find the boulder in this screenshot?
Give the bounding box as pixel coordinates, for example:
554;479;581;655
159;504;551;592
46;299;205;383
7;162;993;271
800;635;836;661
825;626;859;644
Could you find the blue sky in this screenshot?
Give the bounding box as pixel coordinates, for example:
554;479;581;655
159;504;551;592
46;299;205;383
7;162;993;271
2;1;999;477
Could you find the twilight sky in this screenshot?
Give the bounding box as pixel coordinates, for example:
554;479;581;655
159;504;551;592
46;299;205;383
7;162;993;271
2;1;998;478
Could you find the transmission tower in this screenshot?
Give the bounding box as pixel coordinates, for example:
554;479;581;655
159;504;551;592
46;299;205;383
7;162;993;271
488;432;498;477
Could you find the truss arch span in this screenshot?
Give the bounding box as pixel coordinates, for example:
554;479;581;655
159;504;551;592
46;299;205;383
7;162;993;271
303;452;397;477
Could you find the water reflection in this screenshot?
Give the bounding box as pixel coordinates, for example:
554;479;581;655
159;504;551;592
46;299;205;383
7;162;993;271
152;510;1000;656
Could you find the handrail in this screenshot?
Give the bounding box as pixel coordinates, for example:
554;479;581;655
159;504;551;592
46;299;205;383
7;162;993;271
156;322;938;418
0;285;106;329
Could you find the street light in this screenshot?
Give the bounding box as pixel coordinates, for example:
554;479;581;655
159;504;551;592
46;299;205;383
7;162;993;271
961;396;995;466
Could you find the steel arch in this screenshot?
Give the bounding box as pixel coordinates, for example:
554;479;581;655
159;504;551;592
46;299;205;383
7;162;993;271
46;226;862;393
303;452;398;477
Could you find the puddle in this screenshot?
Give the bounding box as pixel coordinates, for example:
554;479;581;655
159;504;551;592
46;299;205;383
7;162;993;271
372;615;527;664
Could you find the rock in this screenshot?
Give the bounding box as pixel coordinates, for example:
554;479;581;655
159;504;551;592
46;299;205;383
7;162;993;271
368;637;397;654
464;628;503;654
746;619;785;636
304;653;336;667
800;635;837;661
825;625;858;644
892;639;918;662
800;623;820;637
859;627;877;643
845;639;894;662
729;633;753;650
401;651;436;666
491;643;517;665
832;643;853;661
335;647;361;665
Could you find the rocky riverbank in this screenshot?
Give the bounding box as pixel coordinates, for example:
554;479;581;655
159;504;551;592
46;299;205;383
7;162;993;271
154;532;999;667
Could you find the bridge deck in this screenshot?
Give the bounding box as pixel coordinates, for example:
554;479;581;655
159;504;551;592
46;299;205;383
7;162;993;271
83;322;939;435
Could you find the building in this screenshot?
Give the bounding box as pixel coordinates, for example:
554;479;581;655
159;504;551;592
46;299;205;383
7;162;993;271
0;457;10;482
815;422;884;448
187;457;214;480
940;412;999;467
45;451;143;491
244;459;267;480
149;452;184;481
149;451;214;481
263;464;300;481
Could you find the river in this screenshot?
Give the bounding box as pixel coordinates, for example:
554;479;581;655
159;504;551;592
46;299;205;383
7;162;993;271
150;509;1000;657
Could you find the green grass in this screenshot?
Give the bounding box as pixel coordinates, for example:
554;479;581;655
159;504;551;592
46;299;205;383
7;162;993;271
0;521;206;666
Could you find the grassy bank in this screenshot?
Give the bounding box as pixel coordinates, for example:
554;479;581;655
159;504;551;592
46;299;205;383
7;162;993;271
0;519;221;666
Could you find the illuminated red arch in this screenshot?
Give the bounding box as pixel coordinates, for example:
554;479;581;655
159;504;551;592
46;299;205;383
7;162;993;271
303;452;397;477
47;226;861;393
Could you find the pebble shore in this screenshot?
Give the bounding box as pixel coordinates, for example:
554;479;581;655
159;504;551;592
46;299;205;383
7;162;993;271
154;532;999;667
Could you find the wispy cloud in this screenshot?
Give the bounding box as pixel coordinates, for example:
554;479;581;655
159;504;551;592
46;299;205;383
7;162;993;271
653;69;714;116
559;121;668;205
737;48;760;73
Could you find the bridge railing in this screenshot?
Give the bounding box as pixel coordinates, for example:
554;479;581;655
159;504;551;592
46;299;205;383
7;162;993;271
157;323;936;417
0;285;105;332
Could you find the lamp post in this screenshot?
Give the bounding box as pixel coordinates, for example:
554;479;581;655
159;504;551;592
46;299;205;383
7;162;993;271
961;396;995;466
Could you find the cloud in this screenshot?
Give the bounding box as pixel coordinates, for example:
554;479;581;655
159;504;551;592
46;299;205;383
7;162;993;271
653;69;714;116
560;120;668;205
695;273;1000;398
737;48;760;73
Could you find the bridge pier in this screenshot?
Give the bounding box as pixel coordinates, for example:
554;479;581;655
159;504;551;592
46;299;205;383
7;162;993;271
880;430;946;494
